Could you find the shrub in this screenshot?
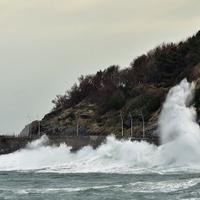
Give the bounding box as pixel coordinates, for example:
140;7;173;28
52;31;200;112
107;90;126;110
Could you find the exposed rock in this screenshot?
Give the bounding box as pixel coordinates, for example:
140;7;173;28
20;120;40;137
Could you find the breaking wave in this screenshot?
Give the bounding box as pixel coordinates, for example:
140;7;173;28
0;79;200;173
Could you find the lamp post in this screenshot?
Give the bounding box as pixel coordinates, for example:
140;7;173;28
76;114;79;137
129;113;133;137
140;111;145;138
120;112;124;137
38;121;41;137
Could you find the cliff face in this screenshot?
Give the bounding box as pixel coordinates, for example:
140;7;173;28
20;31;200;139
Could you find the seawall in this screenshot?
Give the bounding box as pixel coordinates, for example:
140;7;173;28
0;135;159;155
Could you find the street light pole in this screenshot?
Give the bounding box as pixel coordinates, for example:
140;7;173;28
141;111;145;138
38;121;41;137
129;113;133;137
76;115;79;137
120;112;124;137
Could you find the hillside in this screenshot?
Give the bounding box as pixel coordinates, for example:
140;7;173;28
20;31;200;139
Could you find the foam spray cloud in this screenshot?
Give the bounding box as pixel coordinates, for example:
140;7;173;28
158;79;200;166
0;79;200;173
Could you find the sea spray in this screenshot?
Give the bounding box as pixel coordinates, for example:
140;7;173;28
0;79;200;173
159;79;198;144
26;135;49;149
158;79;200;165
0;136;157;172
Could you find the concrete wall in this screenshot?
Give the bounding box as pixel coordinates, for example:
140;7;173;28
0;135;159;155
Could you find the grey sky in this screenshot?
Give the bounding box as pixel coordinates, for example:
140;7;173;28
0;0;199;134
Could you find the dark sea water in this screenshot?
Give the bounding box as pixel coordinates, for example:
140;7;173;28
1;171;200;200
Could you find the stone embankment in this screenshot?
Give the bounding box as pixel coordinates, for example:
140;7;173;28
0;135;159;155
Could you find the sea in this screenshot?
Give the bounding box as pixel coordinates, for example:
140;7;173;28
1;79;200;200
1;171;200;200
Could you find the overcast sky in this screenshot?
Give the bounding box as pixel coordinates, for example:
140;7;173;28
0;0;200;134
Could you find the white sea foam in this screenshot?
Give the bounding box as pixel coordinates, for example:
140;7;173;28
127;178;200;193
158;79;200;166
15;185;121;194
0;79;200;173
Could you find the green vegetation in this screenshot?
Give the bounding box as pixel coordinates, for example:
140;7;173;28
52;31;200;118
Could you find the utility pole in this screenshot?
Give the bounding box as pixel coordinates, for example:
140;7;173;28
129;113;133;137
38;121;41;137
27;115;32;138
29;124;31;139
140;111;145;138
76;114;79;137
120;112;124;137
